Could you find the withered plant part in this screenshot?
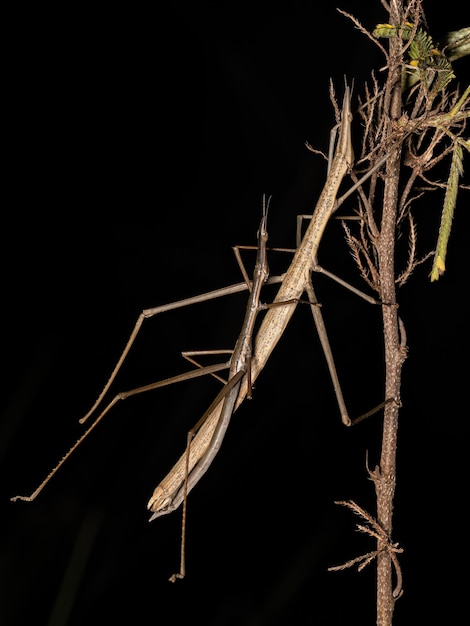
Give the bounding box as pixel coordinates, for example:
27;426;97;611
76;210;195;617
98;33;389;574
331;1;468;624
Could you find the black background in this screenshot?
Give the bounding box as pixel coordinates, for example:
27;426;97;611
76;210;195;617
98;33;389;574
2;3;469;625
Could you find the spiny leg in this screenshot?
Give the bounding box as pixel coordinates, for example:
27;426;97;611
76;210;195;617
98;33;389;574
10;361;231;503
295;213;394;425
77;280;278;425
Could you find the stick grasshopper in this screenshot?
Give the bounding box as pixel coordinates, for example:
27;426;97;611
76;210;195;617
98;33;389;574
12;84;386;542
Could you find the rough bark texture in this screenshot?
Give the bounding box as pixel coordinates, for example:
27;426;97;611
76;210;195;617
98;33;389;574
374;2;407;622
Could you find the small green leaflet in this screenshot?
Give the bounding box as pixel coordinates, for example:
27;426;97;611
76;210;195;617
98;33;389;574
372;22;414;40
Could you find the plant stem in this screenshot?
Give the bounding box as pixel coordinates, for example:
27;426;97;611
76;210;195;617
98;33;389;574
373;5;409;619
